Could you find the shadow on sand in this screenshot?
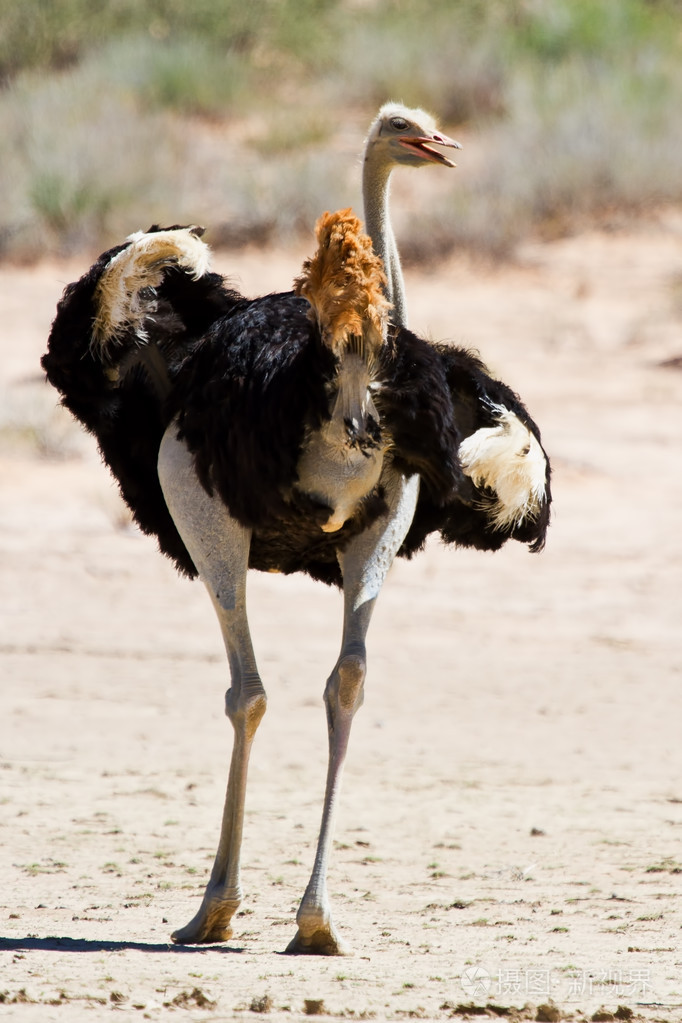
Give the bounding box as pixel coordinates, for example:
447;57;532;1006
0;935;243;954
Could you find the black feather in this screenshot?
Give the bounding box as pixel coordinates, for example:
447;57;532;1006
41;232;550;590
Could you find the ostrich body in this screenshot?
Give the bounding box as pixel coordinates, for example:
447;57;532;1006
41;118;550;956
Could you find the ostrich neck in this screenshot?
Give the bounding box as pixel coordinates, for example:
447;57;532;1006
362;155;408;328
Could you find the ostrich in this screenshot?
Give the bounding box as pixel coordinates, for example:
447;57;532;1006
42;128;550;959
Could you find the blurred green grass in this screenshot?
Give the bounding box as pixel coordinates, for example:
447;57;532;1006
0;0;680;262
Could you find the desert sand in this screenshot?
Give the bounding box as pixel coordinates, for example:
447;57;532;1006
1;213;681;1021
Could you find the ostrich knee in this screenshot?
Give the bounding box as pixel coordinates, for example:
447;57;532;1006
325;654;365;740
225;678;267;742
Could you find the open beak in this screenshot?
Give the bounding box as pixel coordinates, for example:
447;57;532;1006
398;132;462;167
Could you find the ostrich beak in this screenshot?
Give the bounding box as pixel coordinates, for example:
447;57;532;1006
398;132;462;167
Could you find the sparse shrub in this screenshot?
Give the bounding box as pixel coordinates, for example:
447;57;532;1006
403;18;682;262
95;35;256;117
0;0;680;262
0;61;184;257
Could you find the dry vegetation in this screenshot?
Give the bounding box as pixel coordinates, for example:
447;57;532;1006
0;0;681;262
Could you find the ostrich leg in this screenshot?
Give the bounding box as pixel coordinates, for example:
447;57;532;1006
157;427;266;945
287;470;420;955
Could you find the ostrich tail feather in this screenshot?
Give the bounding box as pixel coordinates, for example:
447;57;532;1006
92;226;211;353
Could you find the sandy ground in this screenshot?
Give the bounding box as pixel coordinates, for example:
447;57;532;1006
1;213;682;1022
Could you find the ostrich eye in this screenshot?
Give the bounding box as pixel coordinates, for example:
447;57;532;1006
390;117;408;131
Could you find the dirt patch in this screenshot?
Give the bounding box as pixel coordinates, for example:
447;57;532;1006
1;216;682;1020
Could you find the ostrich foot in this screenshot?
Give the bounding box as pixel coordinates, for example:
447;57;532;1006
171;888;239;945
285;914;352;956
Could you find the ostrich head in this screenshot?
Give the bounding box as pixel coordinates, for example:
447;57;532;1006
364;102;462;171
